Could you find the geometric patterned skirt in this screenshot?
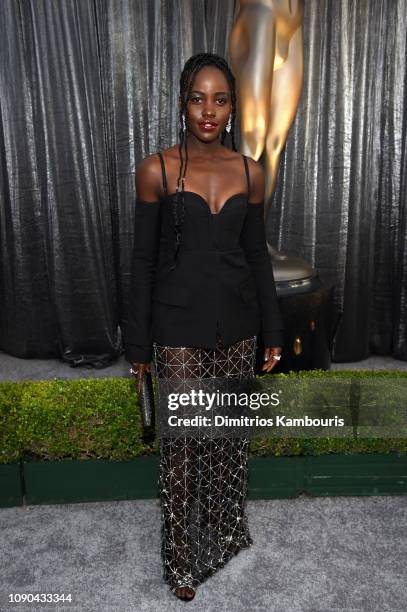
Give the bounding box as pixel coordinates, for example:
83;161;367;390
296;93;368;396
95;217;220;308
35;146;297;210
152;326;257;590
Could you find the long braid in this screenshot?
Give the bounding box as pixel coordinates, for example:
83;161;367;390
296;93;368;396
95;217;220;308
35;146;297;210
170;53;238;269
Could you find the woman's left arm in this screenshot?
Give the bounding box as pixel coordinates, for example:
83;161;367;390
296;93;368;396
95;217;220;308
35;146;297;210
240;158;284;371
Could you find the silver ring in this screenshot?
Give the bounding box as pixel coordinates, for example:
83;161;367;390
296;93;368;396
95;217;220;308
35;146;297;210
271;354;281;361
129;367;139;376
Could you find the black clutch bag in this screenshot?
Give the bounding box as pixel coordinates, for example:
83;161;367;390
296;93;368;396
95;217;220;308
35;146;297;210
138;370;155;429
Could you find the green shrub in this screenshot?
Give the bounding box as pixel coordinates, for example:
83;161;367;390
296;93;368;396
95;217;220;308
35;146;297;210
0;369;406;463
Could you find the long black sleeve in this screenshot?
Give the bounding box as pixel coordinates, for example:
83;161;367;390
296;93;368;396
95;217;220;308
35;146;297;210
124;198;161;363
240;201;284;347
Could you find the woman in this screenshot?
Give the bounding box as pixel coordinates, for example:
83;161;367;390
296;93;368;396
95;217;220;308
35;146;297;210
125;52;284;601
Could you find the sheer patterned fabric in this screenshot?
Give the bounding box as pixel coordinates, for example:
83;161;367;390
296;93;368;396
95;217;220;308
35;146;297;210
152;328;257;590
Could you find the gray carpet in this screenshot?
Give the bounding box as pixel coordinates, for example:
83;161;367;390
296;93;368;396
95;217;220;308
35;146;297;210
1;351;406;382
1;495;406;611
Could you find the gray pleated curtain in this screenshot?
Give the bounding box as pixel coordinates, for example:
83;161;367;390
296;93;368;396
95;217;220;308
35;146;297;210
0;0;405;365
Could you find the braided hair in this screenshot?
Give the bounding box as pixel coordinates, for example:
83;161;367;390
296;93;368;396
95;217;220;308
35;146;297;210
170;52;238;268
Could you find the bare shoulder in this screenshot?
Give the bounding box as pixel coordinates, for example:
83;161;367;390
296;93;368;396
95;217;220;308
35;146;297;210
245;155;265;203
159;144;179;161
135;152;163;202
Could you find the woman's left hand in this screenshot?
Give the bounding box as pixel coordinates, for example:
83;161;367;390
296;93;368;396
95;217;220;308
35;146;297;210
262;346;283;372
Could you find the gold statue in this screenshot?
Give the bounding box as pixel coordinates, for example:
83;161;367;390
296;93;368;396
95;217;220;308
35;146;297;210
229;0;305;267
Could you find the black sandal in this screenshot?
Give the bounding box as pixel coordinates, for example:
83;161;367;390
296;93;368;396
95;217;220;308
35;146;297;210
171;583;196;601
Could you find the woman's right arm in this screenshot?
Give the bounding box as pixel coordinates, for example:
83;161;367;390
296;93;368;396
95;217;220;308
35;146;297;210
124;155;162;391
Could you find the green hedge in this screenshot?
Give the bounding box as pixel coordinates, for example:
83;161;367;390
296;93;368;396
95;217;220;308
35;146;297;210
1;370;406;464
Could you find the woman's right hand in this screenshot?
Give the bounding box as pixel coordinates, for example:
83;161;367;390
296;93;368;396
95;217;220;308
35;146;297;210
130;361;151;395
